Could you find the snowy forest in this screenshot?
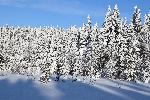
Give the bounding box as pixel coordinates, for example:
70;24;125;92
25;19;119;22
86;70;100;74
0;5;150;83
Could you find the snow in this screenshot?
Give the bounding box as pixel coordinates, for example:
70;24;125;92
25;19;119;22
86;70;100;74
0;75;149;100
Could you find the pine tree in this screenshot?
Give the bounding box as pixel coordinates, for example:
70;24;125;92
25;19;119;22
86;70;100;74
139;13;150;83
79;15;93;78
101;5;113;78
102;5;123;79
144;13;150;51
131;6;142;34
91;22;102;79
130;6;143;82
103;5;113;35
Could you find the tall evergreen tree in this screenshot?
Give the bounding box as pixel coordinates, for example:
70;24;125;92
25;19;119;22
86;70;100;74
130;6;143;82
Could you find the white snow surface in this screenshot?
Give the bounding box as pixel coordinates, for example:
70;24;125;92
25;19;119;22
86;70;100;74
0;75;150;100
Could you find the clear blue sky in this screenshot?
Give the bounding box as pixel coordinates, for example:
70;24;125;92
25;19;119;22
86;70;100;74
0;0;149;28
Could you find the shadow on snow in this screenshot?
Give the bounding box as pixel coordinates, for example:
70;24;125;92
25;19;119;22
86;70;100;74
0;77;150;100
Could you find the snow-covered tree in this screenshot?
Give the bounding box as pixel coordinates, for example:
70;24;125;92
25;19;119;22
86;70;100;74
131;6;142;34
79;15;93;78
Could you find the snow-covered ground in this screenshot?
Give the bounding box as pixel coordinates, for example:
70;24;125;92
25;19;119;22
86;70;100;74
0;75;150;100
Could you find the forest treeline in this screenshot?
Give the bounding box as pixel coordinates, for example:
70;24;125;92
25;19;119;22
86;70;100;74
0;5;150;83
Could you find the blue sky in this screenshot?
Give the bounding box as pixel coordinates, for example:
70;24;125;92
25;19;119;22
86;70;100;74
0;0;149;28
